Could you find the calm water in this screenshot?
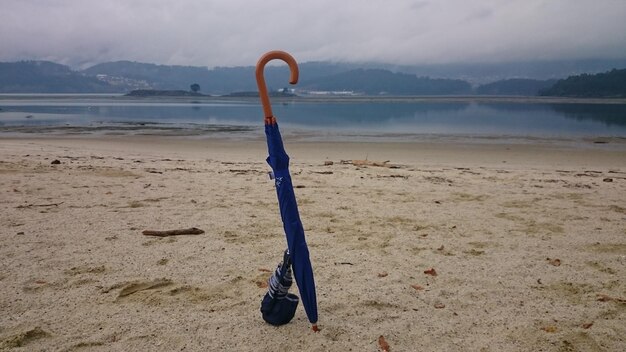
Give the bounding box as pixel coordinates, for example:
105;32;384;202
1;95;626;141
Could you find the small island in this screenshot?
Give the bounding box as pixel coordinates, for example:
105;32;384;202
125;89;208;97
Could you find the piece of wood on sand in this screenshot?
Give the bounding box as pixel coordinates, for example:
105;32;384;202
16;202;64;209
351;159;390;167
341;159;400;168
142;227;205;237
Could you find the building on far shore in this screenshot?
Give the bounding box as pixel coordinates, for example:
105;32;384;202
301;90;359;96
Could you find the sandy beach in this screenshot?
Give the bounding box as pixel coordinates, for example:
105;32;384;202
1;136;625;351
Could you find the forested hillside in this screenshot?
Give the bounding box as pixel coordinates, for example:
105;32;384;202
540;69;626;98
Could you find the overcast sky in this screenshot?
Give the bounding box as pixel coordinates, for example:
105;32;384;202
1;0;625;68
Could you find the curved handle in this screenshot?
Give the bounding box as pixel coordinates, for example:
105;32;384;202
255;50;299;125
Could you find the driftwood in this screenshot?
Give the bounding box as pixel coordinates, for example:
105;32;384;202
596;293;626;304
16;202;64;209
142;227;205;237
352;159;390;167
340;159;399;168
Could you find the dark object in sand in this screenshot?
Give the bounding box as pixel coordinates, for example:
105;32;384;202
596;293;626;303
16;202;63;209
312;171;333;174
142;227;205;237
51;159;61;165
424;267;438;276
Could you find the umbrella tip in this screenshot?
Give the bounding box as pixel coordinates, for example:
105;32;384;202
312;324;320;333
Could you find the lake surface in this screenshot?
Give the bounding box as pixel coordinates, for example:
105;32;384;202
1;95;626;142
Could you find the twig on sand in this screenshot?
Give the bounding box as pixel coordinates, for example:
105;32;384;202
311;171;334;175
352;159;390;167
596;293;626;304
341;159;400;168
142;227;205;237
16;202;64;209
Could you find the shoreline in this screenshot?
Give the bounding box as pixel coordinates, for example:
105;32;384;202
2;122;626;150
2;93;626;104
2;135;625;169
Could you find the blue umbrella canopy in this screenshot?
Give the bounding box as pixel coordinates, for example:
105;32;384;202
256;51;318;328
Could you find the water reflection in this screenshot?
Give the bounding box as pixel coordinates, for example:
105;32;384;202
1;99;625;137
272;102;470;128
478;102;626;127
548;104;626;127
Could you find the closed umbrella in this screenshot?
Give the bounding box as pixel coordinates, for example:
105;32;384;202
256;51;318;331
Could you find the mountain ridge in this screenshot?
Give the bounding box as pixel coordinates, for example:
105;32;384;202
1;59;625;96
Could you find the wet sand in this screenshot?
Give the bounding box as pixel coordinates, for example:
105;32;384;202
1;136;625;351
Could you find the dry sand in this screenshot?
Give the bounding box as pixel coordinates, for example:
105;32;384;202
1;136;625;351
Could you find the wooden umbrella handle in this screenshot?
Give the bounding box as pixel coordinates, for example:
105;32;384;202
255;50;299;124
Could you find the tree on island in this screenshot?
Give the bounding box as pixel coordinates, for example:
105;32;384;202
190;83;200;93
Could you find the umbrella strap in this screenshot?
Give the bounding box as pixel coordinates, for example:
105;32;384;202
268;259;293;299
273;170;291;179
281;249;292;271
270;267;293;298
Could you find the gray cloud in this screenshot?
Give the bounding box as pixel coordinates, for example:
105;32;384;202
1;0;625;68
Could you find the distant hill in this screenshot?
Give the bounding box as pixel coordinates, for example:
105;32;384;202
2;58;626;96
476;79;557;96
384;59;626;84
82;61;360;95
80;59;626;94
84;61;210;91
0;61;117;93
80;61;474;95
540;69;626;98
1;60;405;94
301;68;472;95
